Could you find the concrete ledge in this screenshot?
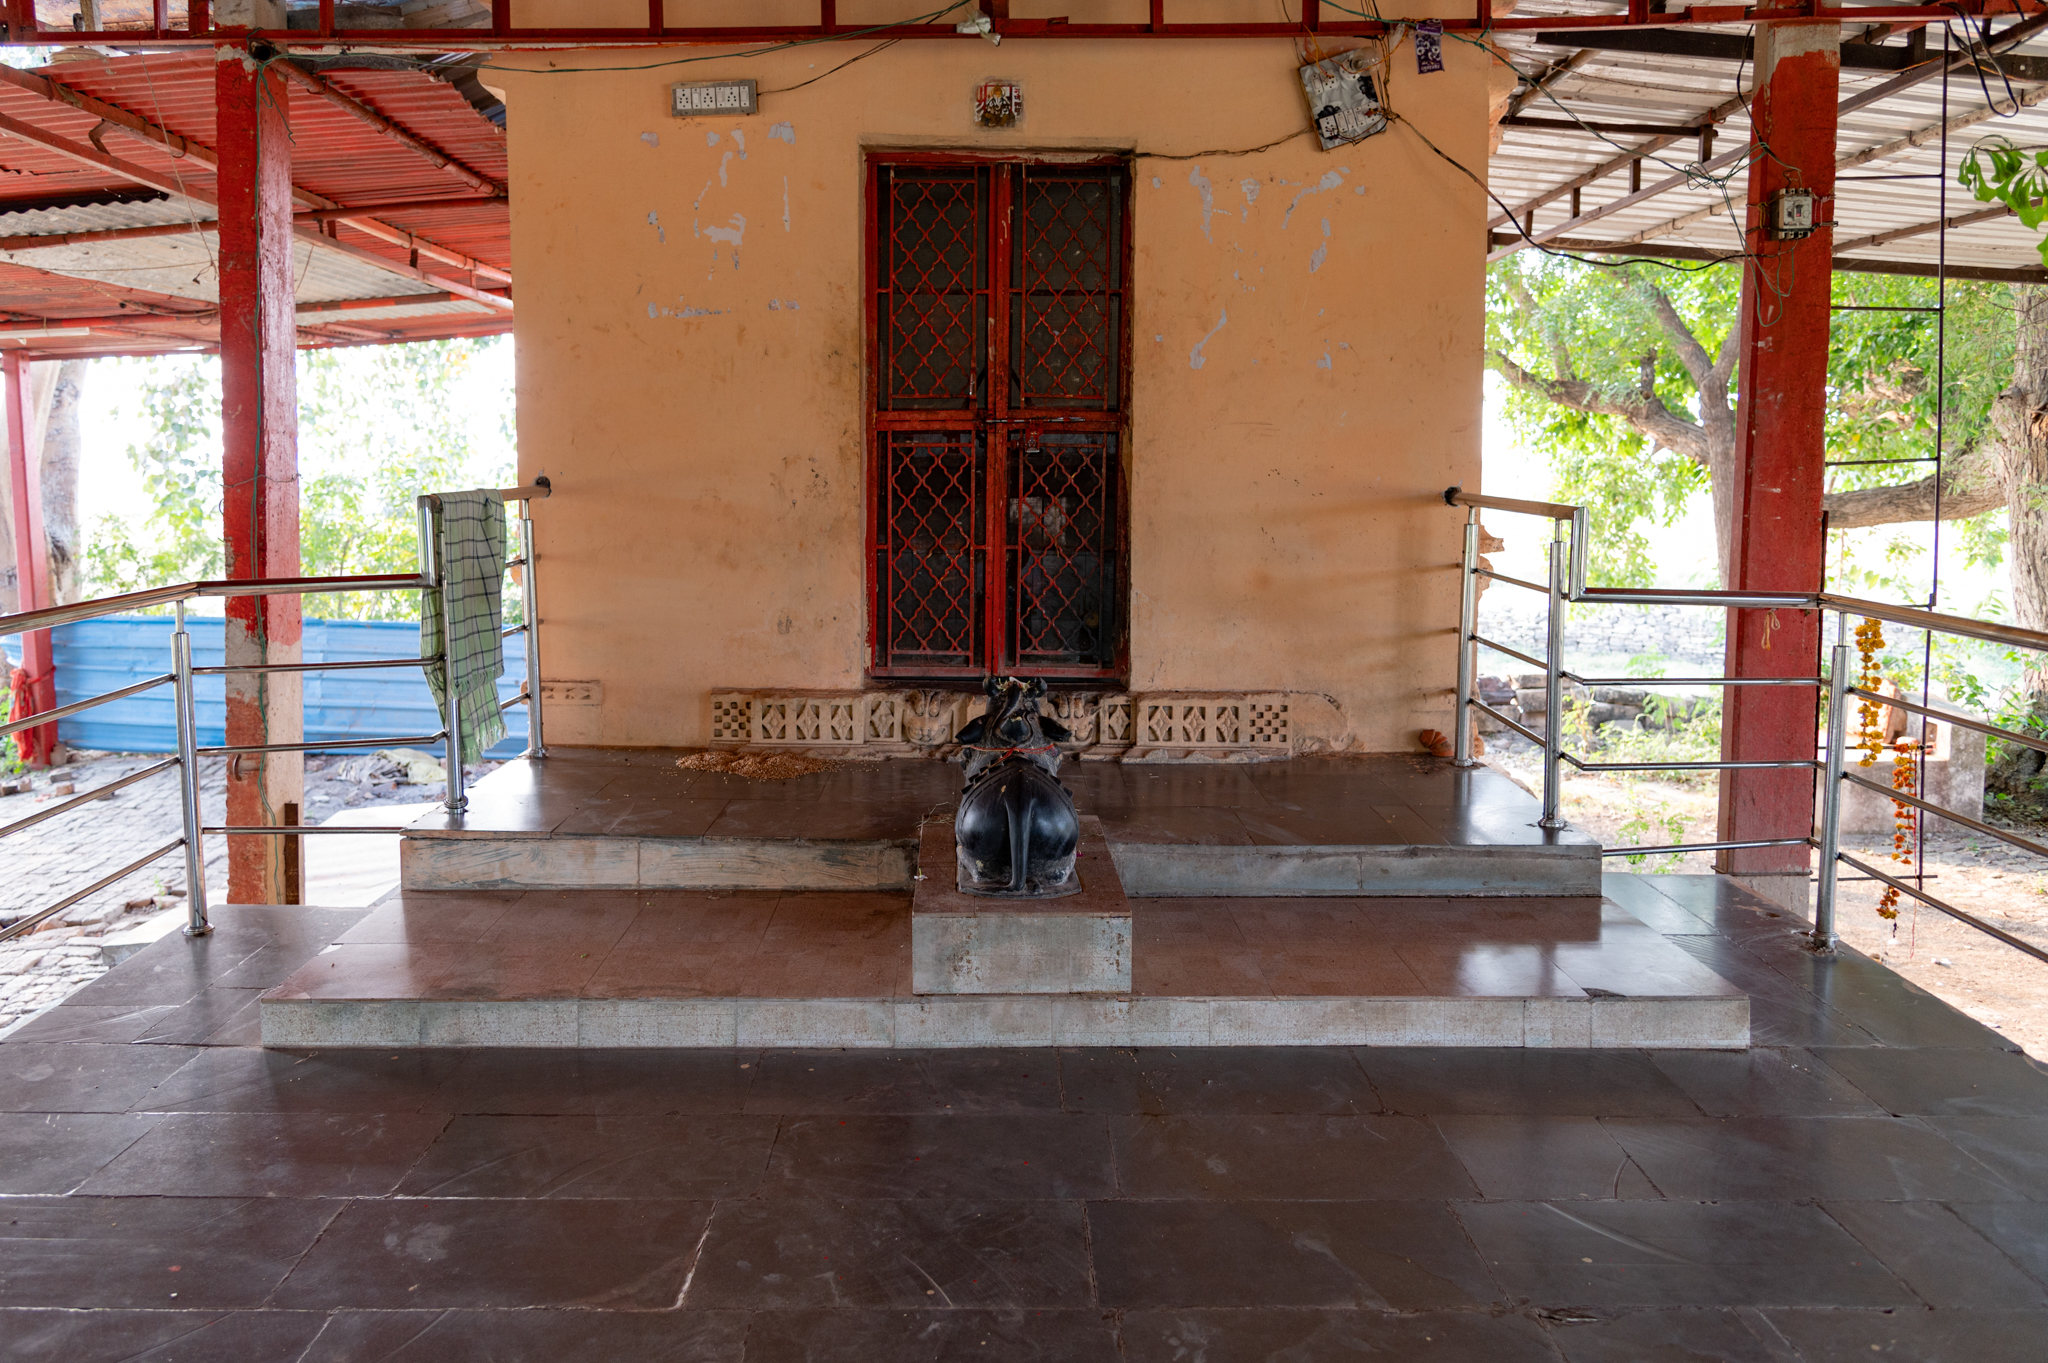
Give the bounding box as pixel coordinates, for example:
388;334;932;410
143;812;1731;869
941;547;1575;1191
1109;842;1604;897
400;835;916;892
261;992;1748;1050
912;818;1132;994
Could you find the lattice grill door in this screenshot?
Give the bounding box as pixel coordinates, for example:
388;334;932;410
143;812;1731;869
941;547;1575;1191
869;157;1127;680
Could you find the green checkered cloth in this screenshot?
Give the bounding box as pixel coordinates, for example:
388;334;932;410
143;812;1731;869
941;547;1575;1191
421;490;508;759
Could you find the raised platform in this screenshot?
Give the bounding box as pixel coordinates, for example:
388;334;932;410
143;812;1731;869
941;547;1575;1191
259;888;1748;1050
397;751;1603;898
911;816;1132;995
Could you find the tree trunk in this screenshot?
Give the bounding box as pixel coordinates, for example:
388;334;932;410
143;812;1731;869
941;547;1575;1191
1992;288;2048;648
39;360;85;606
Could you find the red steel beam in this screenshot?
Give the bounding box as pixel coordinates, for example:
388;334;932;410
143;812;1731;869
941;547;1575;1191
2;351;53;766
5;3;2047;44
1716;21;1841;901
216;53;302;907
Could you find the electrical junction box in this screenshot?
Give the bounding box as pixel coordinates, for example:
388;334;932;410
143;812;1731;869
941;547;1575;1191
673;80;757;117
1300;52;1387;150
1767;188;1818;240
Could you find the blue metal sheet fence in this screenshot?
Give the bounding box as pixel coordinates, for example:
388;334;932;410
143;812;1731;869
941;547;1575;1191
10;617;528;758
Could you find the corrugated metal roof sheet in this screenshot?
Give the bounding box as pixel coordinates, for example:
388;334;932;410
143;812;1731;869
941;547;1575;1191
1487;6;2048;276
0;50;509;356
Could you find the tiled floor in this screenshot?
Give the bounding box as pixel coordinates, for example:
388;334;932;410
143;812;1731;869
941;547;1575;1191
404;749;1600;850
4;875;2048;1359
272;889;1727;1003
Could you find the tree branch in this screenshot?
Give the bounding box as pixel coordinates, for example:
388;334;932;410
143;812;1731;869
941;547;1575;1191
1643;287;1716;392
1821;447;2004;529
1489;350;1710;463
1501;275;1574;380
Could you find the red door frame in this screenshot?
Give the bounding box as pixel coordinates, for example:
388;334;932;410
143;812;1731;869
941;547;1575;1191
863;150;1133;683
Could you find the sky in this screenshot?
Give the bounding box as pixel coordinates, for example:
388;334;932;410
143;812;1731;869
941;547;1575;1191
74;338;518;552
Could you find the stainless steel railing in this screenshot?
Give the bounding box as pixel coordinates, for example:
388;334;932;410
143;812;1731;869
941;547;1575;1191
1447;486;2048;964
0;477;551;944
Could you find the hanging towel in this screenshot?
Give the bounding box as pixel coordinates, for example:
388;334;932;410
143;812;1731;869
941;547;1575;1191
420;490;508;759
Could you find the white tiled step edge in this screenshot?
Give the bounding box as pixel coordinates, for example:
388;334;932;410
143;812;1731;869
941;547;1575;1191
260;993;1748;1050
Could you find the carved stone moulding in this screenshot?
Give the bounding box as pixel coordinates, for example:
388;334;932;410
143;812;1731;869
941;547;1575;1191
707;690;1297;761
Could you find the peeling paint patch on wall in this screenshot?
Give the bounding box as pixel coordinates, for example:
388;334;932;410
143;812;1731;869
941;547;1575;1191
1283;168;1349;228
705;130;720;146
1309;218;1330;273
1239;178;1260;218
640;131;659;146
647;211;665;245
768;121;795;143
1188;166;1219;242
1190;309;1227;370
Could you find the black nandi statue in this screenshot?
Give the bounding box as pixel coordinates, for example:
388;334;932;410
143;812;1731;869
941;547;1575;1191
953;677;1081;897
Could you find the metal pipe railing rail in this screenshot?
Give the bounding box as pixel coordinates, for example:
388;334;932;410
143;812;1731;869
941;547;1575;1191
1446;486;2048;968
0;477;553;945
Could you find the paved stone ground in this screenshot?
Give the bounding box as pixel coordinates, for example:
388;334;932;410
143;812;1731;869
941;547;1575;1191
2;875;2046;1360
0;753;487;1036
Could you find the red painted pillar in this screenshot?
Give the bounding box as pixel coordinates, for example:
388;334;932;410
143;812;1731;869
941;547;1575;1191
217;48;302;905
1716;21;1840;910
3;353;54;765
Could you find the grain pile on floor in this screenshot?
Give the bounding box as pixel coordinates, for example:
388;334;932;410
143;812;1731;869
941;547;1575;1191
676;752;843;780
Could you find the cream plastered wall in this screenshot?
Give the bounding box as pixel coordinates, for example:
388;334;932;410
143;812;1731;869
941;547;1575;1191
489;27;1489;749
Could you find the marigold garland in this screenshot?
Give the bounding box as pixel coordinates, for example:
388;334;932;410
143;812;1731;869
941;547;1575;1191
1852;618;1912;920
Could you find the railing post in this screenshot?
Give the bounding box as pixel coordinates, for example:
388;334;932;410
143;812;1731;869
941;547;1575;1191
1813;635;1850;950
1453;507;1480;767
1540;524;1568;829
437;510;468;814
519;503;547;760
171;599;211;936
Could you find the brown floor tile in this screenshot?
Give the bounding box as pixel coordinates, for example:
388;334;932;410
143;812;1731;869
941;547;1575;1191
1097;807;1255;845
334;891;523;946
272;1198;715;1309
1762;1308;2048;1363
1822;1200;2048;1307
1540;1308;1784;1363
742;1309;1119;1362
296;1308;750;1362
745;1050;1061;1114
0;1196;341;1308
435;1049;760;1115
1605;1116;2024;1201
1357;1048;1702;1118
4;1003;181;1044
0;1042;202;1113
1089;1200;1498;1309
0;1309;330;1362
763;1113;1113;1200
137;1047;468;1115
1457;1200;1917;1308
686;1199;1093;1308
1648;1047;1888;1118
397;1113;777;1198
1120;1308;1560;1362
706;800;922;840
79;1111;451;1198
1111;1114;1479;1199
550;796;729;838
1434;1116;1664;1201
0;1111;163;1193
1393;943;1589;997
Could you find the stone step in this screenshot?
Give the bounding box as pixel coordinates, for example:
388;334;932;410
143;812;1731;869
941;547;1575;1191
398;832;1600;898
260;992;1748;1050
912;817;1132;995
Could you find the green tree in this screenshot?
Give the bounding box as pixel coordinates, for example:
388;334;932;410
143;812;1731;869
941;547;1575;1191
1487;257;2017;594
85;338;514;619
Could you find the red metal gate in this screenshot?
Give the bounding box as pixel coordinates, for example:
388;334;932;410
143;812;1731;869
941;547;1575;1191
867;154;1130;680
